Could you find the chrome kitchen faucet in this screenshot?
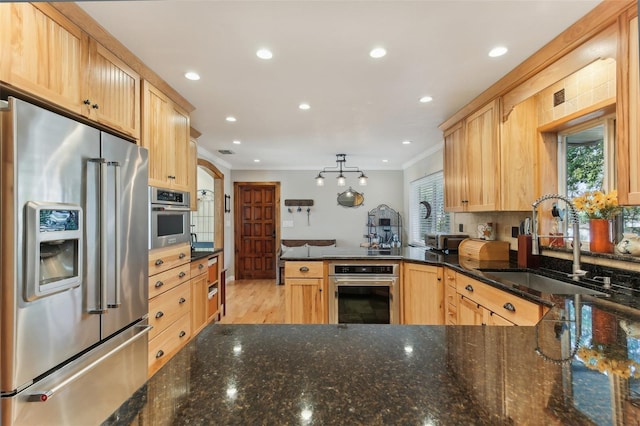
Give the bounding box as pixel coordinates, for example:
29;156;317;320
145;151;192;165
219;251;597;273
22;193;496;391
532;194;587;280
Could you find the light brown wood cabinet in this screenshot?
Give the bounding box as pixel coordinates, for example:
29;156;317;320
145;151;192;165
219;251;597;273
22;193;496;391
444;99;500;212
142;80;190;191
617;11;640;205
189;138;198;211
443;267;458;325
0;3;141;139
402;263;444;325
285;261;326;324
456;273;546;326
147;243;192;377
190;257;209;336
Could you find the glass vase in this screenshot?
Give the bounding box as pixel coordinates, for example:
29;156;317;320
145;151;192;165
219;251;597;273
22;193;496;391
589;218;614;253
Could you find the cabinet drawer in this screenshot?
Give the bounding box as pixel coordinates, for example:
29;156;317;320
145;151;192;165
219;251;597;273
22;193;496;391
446;304;457;325
148;263;191;298
149;243;191;276
149;283;191;339
148;312;191;376
190;258;208;277
456;276;542;326
445;280;457;307
285;261;323;278
444;268;457;288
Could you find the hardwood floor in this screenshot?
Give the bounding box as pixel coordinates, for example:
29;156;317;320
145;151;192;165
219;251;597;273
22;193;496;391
218;279;286;324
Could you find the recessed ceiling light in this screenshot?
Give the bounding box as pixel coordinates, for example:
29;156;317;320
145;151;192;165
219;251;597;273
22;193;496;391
382;159;389;163
369;47;387;59
402;140;411;145
233;140;241;145
419;96;433;103
184;71;200;81
226;116;237;122
256;48;273;60
253;159;260;163
488;46;508;58
299;103;310;110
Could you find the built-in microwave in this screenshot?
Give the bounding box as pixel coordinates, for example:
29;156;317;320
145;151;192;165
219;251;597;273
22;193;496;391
149;186;191;249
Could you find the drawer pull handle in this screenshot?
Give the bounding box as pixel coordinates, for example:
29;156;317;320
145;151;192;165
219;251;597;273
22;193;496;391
155;311;164;319
156;350;164;359
155;259;164;266
465;285;474;292
179;297;186;304
155;281;164;288
503;302;516;312
179;331;186;338
447;276;455;281
179;272;186;278
179;253;186;259
300;266;309;272
198;264;204;269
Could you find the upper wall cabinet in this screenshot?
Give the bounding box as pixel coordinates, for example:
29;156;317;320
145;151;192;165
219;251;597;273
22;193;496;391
444;99;500;212
84;39;141;138
142;80;190;192
617;10;640;205
189;139;198;211
0;3;141;140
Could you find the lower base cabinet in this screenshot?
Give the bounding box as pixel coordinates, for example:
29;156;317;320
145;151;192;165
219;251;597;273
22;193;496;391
402;263;444;325
284;261;326;324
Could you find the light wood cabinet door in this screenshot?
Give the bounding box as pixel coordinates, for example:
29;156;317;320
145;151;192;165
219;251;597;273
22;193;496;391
402;263;444;325
189;139;198;211
142;80;190;191
1;3;84;114
191;271;208;335
85;39;140;139
465;99;500;211
500;96;539;210
457;294;484;325
285;278;324;324
443;122;467;212
617;12;640;205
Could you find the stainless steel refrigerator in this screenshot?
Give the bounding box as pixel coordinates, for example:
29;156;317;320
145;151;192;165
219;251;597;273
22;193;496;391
1;97;150;425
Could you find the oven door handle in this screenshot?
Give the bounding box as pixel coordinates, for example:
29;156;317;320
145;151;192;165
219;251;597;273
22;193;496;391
152;205;191;212
333;278;396;286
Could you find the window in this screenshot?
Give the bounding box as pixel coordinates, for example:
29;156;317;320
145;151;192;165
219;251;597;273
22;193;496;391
409;171;450;246
558;117;639;247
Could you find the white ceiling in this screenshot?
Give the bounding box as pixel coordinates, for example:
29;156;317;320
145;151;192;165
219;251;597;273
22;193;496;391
78;0;601;171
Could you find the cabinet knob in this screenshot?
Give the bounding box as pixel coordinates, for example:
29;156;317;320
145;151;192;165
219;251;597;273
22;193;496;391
155;311;164;319
179;331;186;338
168;175;176;180
179;271;186;278
319;288;322;292
179;297;186;304
465;284;474;292
156;350;165;359
155;259;164;266
179;253;186;259
299;266;309;272
83;99;91;105
503;302;516;312
92;104;99;110
199;264;204;269
154;281;164;288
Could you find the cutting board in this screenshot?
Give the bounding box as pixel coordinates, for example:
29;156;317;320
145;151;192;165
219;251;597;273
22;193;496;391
458;238;510;261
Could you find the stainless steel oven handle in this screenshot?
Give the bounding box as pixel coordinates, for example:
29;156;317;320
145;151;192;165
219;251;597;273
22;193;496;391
333;277;397;285
108;161;121;308
27;324;152;402
152;205;191;212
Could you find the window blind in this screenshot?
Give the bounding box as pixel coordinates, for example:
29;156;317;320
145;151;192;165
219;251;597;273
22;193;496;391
409;171;450;246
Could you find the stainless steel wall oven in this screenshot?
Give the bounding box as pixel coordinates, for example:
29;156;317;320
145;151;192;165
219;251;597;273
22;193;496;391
149;186;191;249
328;263;400;324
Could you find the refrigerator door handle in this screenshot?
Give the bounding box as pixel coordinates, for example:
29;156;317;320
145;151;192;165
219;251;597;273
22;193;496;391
108;161;121;308
88;158;108;314
26;324;152;402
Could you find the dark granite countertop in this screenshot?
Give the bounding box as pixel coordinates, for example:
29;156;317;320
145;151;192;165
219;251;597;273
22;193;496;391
190;247;223;262
107;306;640;425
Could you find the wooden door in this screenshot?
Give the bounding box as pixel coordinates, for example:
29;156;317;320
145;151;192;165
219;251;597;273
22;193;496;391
234;182;279;280
142;80;170;188
168;102;190;191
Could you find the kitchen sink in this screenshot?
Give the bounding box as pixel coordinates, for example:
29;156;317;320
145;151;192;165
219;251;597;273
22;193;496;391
481;271;607;296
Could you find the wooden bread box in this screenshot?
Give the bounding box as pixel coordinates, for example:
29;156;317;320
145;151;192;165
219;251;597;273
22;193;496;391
458;238;510;261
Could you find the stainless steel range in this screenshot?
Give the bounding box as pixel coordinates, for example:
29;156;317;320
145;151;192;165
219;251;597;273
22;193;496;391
328;262;400;324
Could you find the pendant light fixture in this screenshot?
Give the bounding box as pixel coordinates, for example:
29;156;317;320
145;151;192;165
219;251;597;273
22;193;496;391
315;154;368;187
